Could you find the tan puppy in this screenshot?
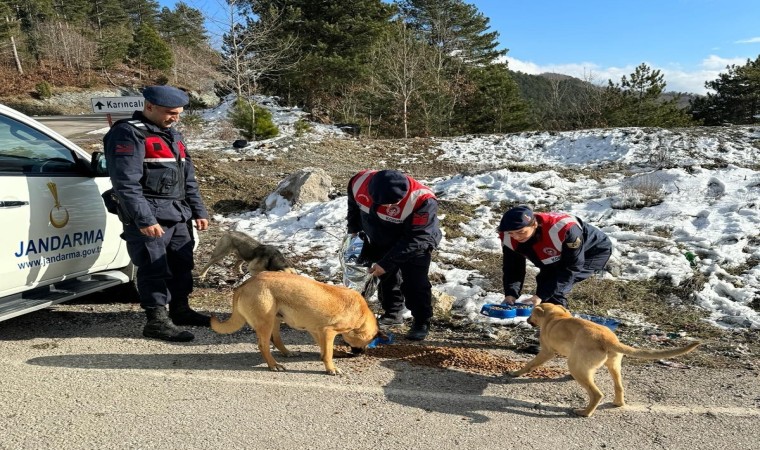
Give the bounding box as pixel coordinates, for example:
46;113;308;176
510;304;700;417
198;231;261;279
211;271;380;375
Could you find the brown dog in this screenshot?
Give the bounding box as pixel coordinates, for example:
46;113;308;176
199;231;262;279
210;271;380;375
509;304;700;417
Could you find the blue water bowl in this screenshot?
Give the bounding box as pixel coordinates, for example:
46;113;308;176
512;303;534;317
367;332;394;349
480;304;517;319
576;314;620;331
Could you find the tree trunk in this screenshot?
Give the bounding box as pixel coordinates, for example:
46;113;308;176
10;35;23;75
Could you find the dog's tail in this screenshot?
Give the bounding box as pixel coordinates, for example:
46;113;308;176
210;290;246;334
612;341;700;360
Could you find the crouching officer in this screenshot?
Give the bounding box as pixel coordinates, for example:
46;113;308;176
347;169;442;341
104;85;210;342
498;205;612;308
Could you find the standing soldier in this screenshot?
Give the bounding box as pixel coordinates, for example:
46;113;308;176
104;85;210;342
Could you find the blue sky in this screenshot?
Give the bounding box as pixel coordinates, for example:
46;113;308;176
160;0;760;94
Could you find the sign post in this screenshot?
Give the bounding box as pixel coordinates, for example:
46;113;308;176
90;96;144;127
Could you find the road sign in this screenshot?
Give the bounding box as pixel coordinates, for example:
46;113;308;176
91;96;144;114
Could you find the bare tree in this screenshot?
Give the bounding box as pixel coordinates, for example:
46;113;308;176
216;1;297;98
211;1;297;139
369;19;432;138
1;7;23;74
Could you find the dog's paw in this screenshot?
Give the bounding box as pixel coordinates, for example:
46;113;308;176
506;371;521;378
281;350;299;358
572;408;593;418
268;364;287;372
325;367;343;376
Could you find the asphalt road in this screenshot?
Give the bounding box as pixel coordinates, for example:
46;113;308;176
35;114;130;138
0;302;758;450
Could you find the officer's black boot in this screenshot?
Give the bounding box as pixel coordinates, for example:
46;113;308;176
169;299;211;327
406;318;431;341
143;307;195;342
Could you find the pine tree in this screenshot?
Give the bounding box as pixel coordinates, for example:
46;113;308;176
691;55;760;125
121;0;159;29
604;63;693;127
245;0;394;118
398;0;504;66
157;2;206;48
129;23;173;73
454;63;531;134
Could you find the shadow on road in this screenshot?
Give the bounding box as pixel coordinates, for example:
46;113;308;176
377;358;574;421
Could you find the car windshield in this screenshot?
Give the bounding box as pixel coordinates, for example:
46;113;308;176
0;114;78;174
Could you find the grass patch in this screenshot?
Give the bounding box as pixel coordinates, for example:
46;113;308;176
438;200;480;241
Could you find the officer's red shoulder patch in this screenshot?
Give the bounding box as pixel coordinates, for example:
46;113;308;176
412;212;429;225
114;141;135;156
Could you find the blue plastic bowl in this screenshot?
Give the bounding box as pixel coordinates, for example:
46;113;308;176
512;303;534;317
367;332;394;349
576;314;620;331
480;304;517;319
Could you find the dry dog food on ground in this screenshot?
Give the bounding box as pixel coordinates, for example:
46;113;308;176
337;344;565;378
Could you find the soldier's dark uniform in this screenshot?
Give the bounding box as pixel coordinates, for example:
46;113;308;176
347;169;442;340
104;86;209;341
498;206;612;308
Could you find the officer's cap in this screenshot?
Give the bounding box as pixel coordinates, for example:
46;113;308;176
142;85;189;108
499;205;535;231
368;170;409;204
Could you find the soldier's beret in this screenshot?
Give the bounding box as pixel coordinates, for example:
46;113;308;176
142;85;189;108
499;205;535;231
368;170;410;205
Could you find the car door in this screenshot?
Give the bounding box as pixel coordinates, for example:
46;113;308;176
0;108;127;298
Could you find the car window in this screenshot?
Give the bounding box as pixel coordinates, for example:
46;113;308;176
0;115;78;175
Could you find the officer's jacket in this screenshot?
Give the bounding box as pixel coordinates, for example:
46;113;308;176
499;212;610;300
103;111;207;228
347;170;442;272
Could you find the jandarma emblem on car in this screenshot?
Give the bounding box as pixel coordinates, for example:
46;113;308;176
47;182;69;228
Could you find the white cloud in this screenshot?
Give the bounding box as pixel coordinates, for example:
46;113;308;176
735;37;760;44
504;55;753;95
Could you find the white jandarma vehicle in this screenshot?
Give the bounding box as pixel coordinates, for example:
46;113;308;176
0;103;134;321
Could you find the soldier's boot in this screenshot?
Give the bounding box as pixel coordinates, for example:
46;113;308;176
169;298;211;327
143;307;194;342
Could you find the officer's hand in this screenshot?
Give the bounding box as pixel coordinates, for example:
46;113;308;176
195;218;209;231
503;296;517;305
368;263;386;277
140;224;164;238
527;295;542;306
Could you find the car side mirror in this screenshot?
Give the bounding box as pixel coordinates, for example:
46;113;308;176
91;151;108;176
